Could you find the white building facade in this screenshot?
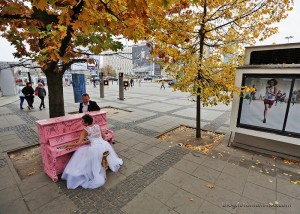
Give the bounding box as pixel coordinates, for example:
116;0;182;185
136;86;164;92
102;44;161;76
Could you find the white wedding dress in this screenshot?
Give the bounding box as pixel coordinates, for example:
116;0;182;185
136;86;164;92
61;125;123;189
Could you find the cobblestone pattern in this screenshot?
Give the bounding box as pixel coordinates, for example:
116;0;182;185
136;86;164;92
0;127;11;133
0;158;7;168
203;110;231;131
0;113;15;117
0;104;39;147
13;124;39;146
6;104;39;126
108;103;230;138
58;146;190;214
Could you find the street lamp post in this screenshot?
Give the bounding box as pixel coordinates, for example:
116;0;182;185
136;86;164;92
284;36;294;43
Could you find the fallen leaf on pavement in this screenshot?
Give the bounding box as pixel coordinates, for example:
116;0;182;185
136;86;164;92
207;184;215;189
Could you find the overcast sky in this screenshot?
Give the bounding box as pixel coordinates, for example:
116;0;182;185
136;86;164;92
0;2;299;62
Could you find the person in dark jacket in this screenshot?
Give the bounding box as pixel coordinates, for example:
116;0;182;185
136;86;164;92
35;82;47;110
22;82;35;110
79;93;100;113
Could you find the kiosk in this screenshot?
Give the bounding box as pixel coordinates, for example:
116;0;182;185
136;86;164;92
230;43;300;160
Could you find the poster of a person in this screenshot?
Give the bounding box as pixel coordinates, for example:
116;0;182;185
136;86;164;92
239;77;293;131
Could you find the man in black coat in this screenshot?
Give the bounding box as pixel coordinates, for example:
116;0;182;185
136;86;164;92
79;93;101;113
22;82;35;110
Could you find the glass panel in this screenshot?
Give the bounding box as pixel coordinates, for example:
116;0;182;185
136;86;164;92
240;77;292;131
285;79;300;134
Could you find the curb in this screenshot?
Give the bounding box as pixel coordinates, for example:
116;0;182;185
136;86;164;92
0;95;19;107
4;152;22;184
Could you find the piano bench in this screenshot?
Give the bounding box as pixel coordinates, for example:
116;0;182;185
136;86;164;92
102;151;110;171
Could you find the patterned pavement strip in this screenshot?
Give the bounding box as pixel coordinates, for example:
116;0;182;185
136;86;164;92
58;146;190;214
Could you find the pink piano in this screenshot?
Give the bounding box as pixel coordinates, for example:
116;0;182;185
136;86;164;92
35;111;114;182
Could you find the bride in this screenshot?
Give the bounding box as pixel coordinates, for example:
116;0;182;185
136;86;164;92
61;114;123;189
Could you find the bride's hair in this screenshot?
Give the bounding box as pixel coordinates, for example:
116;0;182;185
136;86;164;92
82;114;93;125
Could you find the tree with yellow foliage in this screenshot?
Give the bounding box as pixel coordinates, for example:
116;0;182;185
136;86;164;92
148;0;293;138
0;0;170;117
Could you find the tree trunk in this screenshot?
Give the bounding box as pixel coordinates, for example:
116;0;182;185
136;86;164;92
45;71;65;118
195;0;207;139
196;85;201;138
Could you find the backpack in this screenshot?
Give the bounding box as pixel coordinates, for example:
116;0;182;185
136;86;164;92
35;88;38;95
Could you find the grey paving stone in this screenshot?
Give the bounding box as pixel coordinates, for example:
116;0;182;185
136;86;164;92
182;152;207;165
0;198;29;214
193;165;221;183
276;192;300;214
198;200;231;214
119;157;142;177
215;172;247;195
144;146;166;157
0;168;17;191
222;162;250;181
0;106;13;114
132;142;155;152
276;178;300;199
247;169;276;191
24;182;63;211
121;192;166;214
165;188;204;214
0;131;15;137
236;196;276;214
130;151;155;165
119;148;141;160
1;141;27;152
155;142;173;150
0;184;22;206
0;133;20;141
0;120;11;129
143;178;178;203
19;172;52;195
173;159;199;174
31;195;77;214
243;182;276;204
119;138;141;147
113;142;129;153
201;156;227;172
104;171;127;189
0;137;22;146
206;185;241;213
162;167;190;186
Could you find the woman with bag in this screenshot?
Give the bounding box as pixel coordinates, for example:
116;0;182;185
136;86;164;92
35;82;47;110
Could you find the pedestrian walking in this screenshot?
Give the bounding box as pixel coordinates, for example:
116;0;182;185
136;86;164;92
130;78;134;87
38;78;45;86
92;78;97;88
160;80;165;90
22;82;35;110
139;78;141;87
18;85;28;110
35;82;47;110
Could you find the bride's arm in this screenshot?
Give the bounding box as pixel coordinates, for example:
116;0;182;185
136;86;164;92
100;127;106;138
66;129;88;148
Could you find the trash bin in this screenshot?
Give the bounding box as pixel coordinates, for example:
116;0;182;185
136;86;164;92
72;74;86;103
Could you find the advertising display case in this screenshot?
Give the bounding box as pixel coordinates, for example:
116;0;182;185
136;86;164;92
230;43;300;159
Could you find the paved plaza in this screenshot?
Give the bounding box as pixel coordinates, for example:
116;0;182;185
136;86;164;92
0;82;299;214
